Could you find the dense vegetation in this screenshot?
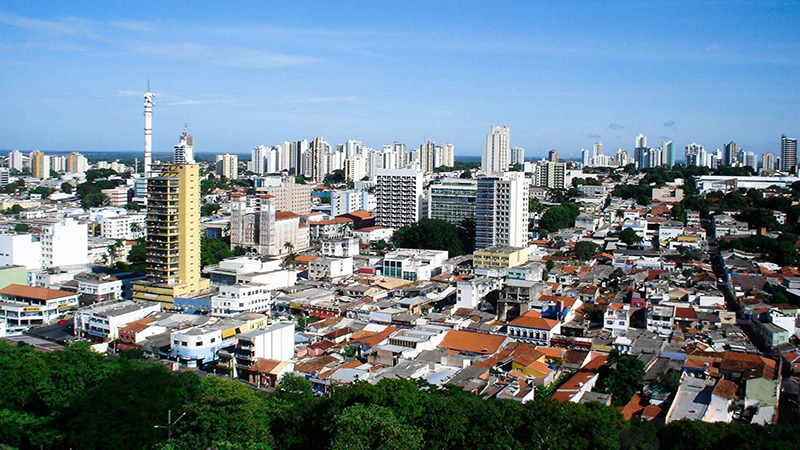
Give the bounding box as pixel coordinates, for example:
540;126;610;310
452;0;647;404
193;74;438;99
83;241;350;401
538;202;580;234
392;218;473;256
719;232;800;267
1;341;798;450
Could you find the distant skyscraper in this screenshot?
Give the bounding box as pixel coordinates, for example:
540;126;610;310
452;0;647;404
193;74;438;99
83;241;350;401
311;137;329;183
762;152;775;173
442;143;455;167
685;143;705;167
548;149;559;162
482;126;510;175
66;152;88;174
661;141;675;167
143;88;154;178
250;145;268;174
723;141;738;166
7;150;23;171
475;172;529;250
420;140;436;173
745;152;758;171
173;125;195;164
31;151;50;179
215;154;238;180
636;134;647;149
781;135;798;173
581;148;591;166
535;161;567;190
510;147;525;166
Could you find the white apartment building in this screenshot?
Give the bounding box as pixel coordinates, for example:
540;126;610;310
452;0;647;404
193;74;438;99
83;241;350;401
308;257;354;282
482;126;510;175
236;322;295;363
74;300;160;341
77;274;123;303
375;169;423;229
475;172;529;250
215;153;239;180
40;218;88;268
211;284;273;317
0;233;42;270
101;185;131;207
102;214;146;240
331;190;367;216
382;248;448;281
321;237;360;257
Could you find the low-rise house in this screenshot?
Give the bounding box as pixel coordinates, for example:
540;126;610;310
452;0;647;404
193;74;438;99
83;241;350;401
507;311;561;346
74;300;160;341
646;305;675;336
604;304;632;337
0;284;79;336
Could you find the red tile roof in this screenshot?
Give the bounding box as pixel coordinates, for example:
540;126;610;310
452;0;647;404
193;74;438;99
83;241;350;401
438;330;506;355
0;284;75;301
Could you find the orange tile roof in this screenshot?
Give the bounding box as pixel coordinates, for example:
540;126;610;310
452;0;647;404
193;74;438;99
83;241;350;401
275;211;300;220
0;284;75;301
438;330;506;355
120;317;155;333
310;217;353;226
534;346;565;359
350;326;399;348
356;226;387;232
341;210;373;220
508;312;560;330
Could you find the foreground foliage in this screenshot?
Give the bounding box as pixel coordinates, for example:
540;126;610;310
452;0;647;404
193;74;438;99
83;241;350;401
0;341;797;450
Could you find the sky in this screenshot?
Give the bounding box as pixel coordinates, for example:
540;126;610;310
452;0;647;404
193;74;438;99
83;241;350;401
0;1;798;159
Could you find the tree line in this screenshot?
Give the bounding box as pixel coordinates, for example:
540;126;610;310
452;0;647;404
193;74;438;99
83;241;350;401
1;341;798;450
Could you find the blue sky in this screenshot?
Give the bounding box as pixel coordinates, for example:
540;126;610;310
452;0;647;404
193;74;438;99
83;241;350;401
0;1;798;159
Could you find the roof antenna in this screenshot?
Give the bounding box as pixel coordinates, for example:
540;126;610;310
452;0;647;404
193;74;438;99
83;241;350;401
147;80;151;92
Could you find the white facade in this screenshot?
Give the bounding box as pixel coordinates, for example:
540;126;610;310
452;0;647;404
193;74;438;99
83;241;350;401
74;300;161;341
482;126;510;175
40;218;88;268
456;276;503;309
237;322;295;362
475;172;529;250
211;284;273;317
102;214;146;240
382;248;448;281
215;154;239;180
0;233;42;270
321;237;360;257
308;257;354;282
375;169;423;229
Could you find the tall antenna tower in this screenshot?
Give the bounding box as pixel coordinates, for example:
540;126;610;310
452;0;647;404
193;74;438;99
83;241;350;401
143;82;155;178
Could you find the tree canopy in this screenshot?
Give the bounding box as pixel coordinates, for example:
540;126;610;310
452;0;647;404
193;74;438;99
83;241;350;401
392;219;466;256
538;203;579;234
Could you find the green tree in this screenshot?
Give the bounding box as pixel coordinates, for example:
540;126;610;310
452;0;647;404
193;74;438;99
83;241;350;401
574;241;601;261
60;182;73;194
125;201;141;212
201;203;221;217
393;218;465;256
539;203;580;233
619;228;643;246
13;224;30;233
329;404;422;450
201;237;233;268
127;239;147;273
597;350;646;406
457;218;476;254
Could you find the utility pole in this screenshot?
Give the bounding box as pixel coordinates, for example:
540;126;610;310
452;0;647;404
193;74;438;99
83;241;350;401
154;409;187;442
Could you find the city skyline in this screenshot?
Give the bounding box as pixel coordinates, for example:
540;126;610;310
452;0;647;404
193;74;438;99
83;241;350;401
1;2;799;157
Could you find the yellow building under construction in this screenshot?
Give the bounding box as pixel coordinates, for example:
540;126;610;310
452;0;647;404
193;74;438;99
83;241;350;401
133;164;210;304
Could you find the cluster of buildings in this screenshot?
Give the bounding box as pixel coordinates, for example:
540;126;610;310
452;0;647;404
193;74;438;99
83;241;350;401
2;91;799;425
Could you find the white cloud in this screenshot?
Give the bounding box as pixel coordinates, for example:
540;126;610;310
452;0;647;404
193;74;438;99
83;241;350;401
126;41;319;69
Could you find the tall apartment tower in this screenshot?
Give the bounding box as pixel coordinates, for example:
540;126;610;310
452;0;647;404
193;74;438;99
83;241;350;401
781;135;798;173
661;141;675;167
548;149;559;162
215;154;238;179
420;141;436;173
510;147;525;166
536;161;566;190
442;143;455;168
723;141;738;166
66;152;88;174
762;152;775;173
174;126;195;164
31;151;50;179
133;164;210;304
475;172;529;250
375;169;423;229
311;137;329;184
143;88;154;178
482;126;510;175
636;134;647;149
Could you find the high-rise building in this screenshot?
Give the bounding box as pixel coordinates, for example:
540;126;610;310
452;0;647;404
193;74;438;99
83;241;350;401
420;141;436;173
536;161;567;190
215;154;238;180
311;137;329;184
745;152;758;172
375;169;423;229
40;218;88;268
475;172;529;250
50;155;66;173
662;141;675;167
7;150;24;172
66;152;88;174
685;143;706;167
442;143;455;168
781;135;798;173
762;152;775;173
132;164;210;304
482;126;510;175
0;168;9;186
636;134;647;149
229;194;309;255
143;88;154;178
173;126;195;164
250;145;268;174
427;178;477;225
31;151;50;179
548;149;559;162
723;141;738;166
261;175;313;215
510;147;525;166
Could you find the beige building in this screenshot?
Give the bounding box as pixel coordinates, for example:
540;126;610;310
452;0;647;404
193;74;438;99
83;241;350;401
230;195;309;256
261;176;313;215
652;186;685;203
474;246;528;269
215;153;238;180
133;164;210;304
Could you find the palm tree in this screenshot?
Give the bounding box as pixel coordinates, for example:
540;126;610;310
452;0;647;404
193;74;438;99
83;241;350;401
130;222;141;238
106;239;123;267
283;241;296;269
